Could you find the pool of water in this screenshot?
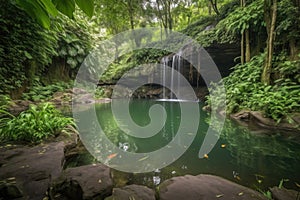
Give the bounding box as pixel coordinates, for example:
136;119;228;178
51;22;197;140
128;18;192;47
70;99;300;191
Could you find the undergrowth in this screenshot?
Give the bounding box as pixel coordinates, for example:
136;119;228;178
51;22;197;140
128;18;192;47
22;81;72;102
206;53;300;123
0;103;75;143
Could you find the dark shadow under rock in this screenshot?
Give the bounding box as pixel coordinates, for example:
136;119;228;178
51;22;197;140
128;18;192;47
49;164;113;200
158;174;268;200
270;186;300;200
105;184;155;200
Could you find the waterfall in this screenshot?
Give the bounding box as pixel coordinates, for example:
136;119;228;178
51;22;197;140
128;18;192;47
161;57;168;99
170;54;176;99
160;50;184;100
177;49;183;98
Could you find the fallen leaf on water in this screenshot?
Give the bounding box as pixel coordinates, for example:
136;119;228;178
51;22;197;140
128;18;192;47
216;194;224;198
235;176;241;181
221;144;226;148
138;156;149;161
295;182;300;188
107;153;118;159
7;177;16;181
203;154;209;159
257;179;262;184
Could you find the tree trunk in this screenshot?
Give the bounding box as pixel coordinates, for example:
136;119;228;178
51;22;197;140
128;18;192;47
240;0;245;64
289;39;298;60
262;0;277;85
241;32;245;64
166;0;172;31
197;51;201;88
208;1;212;15
127;1;141;47
245;29;251;62
209;0;220;15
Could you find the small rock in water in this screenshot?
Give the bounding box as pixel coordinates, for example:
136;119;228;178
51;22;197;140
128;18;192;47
181;165;187;169
123;143;129;151
153;176;161;185
119;142;130;151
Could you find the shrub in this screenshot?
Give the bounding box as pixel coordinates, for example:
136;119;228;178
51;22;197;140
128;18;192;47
0;103;75;143
206;53;300;122
22;81;72;102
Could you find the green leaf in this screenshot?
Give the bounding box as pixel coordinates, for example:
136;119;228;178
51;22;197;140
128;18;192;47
75;0;94;18
16;0;51;28
53;0;75;18
24;51;33;59
38;0;58;17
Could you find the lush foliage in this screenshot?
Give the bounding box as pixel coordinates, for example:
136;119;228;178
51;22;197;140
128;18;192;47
192;0;265;46
0;103;75;143
54;12;92;70
206;53;300;122
0;0;58;94
0;1;92;96
22;81;72;101
100;48;168;84
15;0;94;29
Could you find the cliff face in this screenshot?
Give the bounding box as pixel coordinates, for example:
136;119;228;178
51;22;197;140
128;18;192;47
160;42;240;87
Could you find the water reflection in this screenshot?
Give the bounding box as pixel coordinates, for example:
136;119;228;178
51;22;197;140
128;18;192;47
70;100;300;190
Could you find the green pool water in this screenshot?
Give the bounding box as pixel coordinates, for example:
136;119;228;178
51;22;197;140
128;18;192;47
70;99;300;191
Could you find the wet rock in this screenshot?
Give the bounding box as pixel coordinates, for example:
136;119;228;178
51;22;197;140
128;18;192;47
95;98;112;104
8;100;33;115
202;105;211;112
0;142;65;200
159;174;268;200
250;111;300;132
73;93;95;104
105;185;155;200
270;186;300;200
51;92;72;105
231;110;250;121
50;164;113;200
110;170;133;188
72;88;89;95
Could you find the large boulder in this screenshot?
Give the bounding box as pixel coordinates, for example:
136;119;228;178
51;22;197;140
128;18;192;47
270;186;300;200
159;174;268;200
0;142;65;200
105;185;156;200
49;164;113;200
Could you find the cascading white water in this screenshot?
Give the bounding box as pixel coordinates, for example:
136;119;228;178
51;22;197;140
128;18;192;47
161;57;168;99
160;50;184;100
170;54;176;99
177;49;183;98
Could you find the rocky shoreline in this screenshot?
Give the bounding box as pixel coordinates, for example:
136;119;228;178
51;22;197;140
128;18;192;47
8;87;300;135
2;88;299;199
231;110;300;136
1;135;298;200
